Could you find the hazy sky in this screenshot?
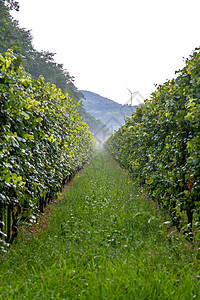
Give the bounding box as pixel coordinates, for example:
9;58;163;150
12;0;200;104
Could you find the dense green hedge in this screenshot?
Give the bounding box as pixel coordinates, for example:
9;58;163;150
106;48;200;233
0;49;95;246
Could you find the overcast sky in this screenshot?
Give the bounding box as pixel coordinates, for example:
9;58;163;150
12;0;200;104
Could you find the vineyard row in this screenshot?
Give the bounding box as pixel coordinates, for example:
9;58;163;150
106;48;200;237
0;49;95;248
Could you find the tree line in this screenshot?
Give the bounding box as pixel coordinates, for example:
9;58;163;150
0;0;105;134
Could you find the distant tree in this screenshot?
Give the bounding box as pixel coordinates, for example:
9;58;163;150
0;1;75;92
2;0;19;11
0;2;33;58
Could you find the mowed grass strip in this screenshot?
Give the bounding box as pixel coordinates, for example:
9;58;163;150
0;149;200;299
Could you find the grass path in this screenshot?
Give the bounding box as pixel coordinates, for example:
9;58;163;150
0;150;200;299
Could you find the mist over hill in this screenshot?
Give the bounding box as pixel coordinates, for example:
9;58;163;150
80;91;139;142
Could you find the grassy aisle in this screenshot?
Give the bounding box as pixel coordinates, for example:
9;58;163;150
0;150;200;299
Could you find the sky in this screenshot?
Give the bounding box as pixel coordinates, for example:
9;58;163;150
12;0;200;105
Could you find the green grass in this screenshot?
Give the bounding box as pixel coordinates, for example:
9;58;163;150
0;149;200;299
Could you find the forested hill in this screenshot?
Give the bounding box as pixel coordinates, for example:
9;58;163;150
0;0;104;135
81;90;139;130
